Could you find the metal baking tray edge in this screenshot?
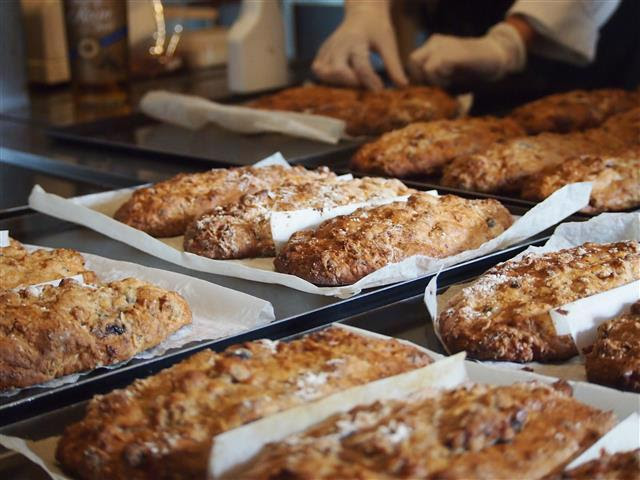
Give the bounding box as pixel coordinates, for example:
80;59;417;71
0;232;549;426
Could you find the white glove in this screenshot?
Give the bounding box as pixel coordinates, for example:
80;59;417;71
312;3;408;91
408;23;527;87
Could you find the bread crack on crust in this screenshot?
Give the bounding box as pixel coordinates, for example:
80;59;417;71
113;165;336;237
584;300;640;393
438;242;640;363
350;117;524;177
1;238;96;290
0;277;191;390
442;107;640;193
247;85;459;136
237;382;615;480
183;177;413;260
555;449;640;479
521;147;640;213
56;326;432;480
274;193;513;286
509;88;640;134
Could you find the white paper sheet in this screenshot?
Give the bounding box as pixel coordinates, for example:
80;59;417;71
140;90;346;144
565;412;640;470
2;327;636;480
424;212;640;382
0;230;8;247
551;281;640;351
28;160;591;297
1;245;274;396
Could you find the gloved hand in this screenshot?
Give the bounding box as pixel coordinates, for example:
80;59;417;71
408;22;527;87
312;3;408;91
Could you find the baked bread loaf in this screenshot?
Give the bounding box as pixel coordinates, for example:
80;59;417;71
442;108;640;194
438;242;640;363
521;147;640;213
350;117;524;177
0;278;191;390
557;449;640;480
56;326;432;480
183;177;413;259
584;300;640;393
1;239;96;290
113;165;336;237
274;193;513;286
441;131;608;193
510;88;639;134
247;85;459;136
237;381;615;480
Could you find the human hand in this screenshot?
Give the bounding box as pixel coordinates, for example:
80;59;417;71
312;3;408;91
408;23;527;87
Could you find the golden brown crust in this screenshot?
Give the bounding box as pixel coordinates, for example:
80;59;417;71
0;278;192;390
438;242;640;363
183;177;413;259
441;131;608;193
113;166;336;237
274;193;513;286
247;85;459;136
510;88;640;134
584;301;640;393
56;326;432;480
442;107;640;194
521;147;640;213
238;382;615;480
557;449;640;480
350;117;524;177
1;239;96;290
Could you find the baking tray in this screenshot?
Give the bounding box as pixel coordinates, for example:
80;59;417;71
0;204;554;426
46;87;363;168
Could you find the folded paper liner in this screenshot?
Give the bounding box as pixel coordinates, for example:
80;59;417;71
140;90;347;144
551;280;640;351
2;322;637;480
0;242;274;397
425;212;640;382
0;230;8;247
28;152;592;298
565;412;640;470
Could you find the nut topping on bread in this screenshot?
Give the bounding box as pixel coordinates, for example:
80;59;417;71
236;382;615;480
274;193;513;286
56;326;431;480
0;278;191;390
247;85;459;136
183;177;413;259
438;242;640;362
584;300;640;392
114;165;336;237
1;238;96;290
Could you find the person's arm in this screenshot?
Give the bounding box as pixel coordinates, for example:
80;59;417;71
408;0;621;87
508;0;620;65
312;0;407;90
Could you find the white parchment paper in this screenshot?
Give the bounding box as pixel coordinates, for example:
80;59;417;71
424;212;640;382
140;90;346;144
1;325;636;480
1;246;274;396
0;230;8;247
551;280;640;351
565;412;640;470
28;157;592;297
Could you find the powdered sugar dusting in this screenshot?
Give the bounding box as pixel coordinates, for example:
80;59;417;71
257;338;279;354
295;371;329;401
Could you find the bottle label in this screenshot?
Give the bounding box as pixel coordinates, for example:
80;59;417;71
65;0;128;85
